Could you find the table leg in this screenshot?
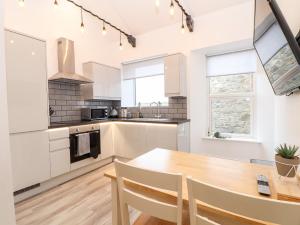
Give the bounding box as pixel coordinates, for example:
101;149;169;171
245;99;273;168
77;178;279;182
111;179;122;225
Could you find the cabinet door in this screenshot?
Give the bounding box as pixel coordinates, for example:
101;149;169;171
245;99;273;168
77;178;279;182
164;54;180;96
50;149;70;178
100;123;114;159
5;31;48;133
108;68;121;99
10;131;50;191
146;124;177;151
114;123;147;159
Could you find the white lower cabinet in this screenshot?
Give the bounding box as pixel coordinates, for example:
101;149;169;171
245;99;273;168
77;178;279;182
50;149;70;178
48;128;70;178
10;131;50;191
99;123;114;159
114;123;147;159
114;122;189;159
146;125;177;151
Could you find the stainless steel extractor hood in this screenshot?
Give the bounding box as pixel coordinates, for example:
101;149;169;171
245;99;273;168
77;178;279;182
48;38;93;84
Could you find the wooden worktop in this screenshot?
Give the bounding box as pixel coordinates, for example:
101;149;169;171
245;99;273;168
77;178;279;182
105;148;300;202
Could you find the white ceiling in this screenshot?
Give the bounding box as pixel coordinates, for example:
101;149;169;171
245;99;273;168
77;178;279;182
77;0;251;36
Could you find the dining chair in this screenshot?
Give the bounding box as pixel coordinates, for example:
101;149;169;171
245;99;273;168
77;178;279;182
114;159;184;225
187;177;300;225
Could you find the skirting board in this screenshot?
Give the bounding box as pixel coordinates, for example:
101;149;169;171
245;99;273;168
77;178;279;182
14;157;113;203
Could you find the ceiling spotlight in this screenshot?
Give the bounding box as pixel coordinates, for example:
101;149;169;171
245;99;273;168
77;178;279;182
169;0;175;16
80;7;85;32
18;0;25;7
181;24;185;34
181;12;185;34
119;32;123;50
102;21;107;35
155;0;160;7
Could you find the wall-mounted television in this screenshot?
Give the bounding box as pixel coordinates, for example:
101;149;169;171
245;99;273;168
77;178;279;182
254;0;300;95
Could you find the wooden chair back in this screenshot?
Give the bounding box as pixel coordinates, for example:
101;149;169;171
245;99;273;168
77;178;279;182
115;160;183;225
187;177;300;225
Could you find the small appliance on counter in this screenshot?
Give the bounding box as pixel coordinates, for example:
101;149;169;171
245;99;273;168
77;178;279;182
109;106;118;118
120;107;128;118
81;107;108;121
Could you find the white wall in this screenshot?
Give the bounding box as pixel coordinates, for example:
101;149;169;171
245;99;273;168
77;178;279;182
274;0;300;148
0;0;16;224
4;0;123;76
120;2;276;161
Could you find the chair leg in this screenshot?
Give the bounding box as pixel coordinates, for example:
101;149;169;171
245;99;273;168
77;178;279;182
120;202;130;225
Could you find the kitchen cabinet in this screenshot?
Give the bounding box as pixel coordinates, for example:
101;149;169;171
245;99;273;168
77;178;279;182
50;149;70;178
5;30;48;133
146;124;177;151
114;123;147;159
48;128;70;178
164;53;187;97
99;123;114;159
177;122;190;152
10;131;50;191
114;122;189;159
81;62;121;100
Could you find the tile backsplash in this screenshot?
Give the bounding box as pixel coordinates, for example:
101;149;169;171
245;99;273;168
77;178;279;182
48;82;120;123
127;97;187;119
49;82;187;122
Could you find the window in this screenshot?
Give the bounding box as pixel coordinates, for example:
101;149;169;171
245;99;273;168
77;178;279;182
122;56;168;106
207;50;257;138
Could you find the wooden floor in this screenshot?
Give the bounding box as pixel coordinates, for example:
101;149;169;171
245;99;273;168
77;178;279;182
15;163;139;225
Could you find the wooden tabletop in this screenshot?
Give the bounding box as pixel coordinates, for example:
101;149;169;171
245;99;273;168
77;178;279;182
105;148;300;202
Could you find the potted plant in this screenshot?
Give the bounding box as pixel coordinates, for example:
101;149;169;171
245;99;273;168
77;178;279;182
275;144;300;177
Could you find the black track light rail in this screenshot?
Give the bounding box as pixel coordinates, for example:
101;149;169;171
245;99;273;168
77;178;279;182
173;0;188;17
65;0;136;47
173;0;194;32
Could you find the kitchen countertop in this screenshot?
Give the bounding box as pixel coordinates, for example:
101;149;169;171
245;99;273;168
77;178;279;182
48;118;190;129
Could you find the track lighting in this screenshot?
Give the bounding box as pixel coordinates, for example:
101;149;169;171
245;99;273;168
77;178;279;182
119;32;123;50
102;22;107;35
18;0;25;7
181;12;185;34
80;7;85;32
169;0;175;16
17;0;136;47
155;0;160;7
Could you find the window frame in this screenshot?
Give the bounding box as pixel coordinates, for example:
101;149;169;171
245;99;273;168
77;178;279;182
207;73;256;139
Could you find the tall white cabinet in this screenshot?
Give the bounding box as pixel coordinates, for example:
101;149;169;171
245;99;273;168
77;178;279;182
5;30;48;133
81;62;121;100
5;30;50;192
164;53;187;97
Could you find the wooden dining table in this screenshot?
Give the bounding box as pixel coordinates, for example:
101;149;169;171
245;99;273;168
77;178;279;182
104;148;300;225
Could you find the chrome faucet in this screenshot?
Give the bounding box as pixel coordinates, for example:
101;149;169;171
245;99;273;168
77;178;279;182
150;101;162;118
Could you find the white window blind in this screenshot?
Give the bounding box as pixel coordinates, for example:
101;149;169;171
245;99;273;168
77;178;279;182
206;50;257;77
122;57;164;80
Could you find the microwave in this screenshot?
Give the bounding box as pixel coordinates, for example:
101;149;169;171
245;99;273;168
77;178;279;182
81;107;108;121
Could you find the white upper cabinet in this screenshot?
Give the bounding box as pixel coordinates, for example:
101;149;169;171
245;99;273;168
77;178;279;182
81;62;121;100
5;30;48;133
164;53;187;97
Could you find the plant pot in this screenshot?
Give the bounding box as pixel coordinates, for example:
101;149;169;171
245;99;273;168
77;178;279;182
275;154;300;177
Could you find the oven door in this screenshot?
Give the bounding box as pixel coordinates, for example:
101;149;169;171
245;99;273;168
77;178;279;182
69;130;101;163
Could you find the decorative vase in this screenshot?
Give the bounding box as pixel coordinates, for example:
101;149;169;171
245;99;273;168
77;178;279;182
275;154;300;177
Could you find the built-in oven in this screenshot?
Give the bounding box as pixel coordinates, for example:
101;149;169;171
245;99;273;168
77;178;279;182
81;107;108;121
69;124;101;163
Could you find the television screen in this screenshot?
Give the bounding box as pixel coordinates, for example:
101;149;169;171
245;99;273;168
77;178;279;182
254;0;300;95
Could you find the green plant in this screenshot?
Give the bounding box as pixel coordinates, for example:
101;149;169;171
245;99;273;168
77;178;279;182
275;144;299;159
